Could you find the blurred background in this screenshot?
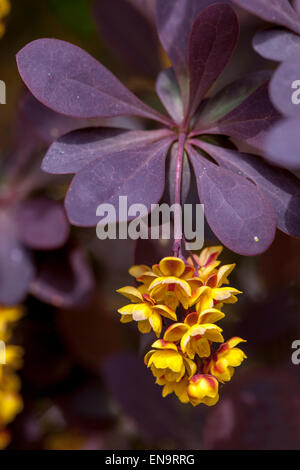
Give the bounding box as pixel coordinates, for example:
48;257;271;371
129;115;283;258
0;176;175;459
0;0;300;450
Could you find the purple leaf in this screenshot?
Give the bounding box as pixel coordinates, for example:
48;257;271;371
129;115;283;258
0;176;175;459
42;128;172;174
93;0;160;78
0;212;35;305
16;198;70;250
265;117;300;169
155;0;230;108
156;68;184;124
196;141;300;237
17;39;170;125
294;0;300;15
20;93;104;145
101;352;207;445
65;138;174;227
270;60;300;117
232;0;300;35
253;29;300;62
30;245;94;308
214;82;280;150
195;71;272;127
187;4;239;119
187;145;276;255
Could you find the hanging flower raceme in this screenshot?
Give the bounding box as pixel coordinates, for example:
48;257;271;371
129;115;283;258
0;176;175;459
117;246;247;407
0;306;24;449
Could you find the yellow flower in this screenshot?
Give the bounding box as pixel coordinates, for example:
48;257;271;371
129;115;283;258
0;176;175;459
0;0;10;38
148;257;202;310
117;286;177;337
164;309;224;359
187;374;219;406
186;246;241;311
187;245;223;283
208;337;247;383
156;376;190;403
0;303;24;448
0;306;23;342
144;339;196;383
120;248;246;408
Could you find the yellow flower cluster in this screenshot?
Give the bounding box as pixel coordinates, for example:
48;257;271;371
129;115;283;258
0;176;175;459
0;306;24;449
0;0;10;38
117;246;246;406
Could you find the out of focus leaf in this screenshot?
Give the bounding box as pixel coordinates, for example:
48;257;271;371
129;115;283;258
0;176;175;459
57;292;122;371
202;368;300;450
16;198;70;250
270;60;300;117
253;29;300;61
102;352;208;446
93;0;160;78
265;117;300;169
0;212;35;305
30;245;94;309
232;0;300;35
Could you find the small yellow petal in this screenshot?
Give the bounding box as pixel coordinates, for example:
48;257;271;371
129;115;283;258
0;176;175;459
159;257;186;277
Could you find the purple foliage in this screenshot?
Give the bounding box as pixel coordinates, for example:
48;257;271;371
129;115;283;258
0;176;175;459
17;1;300;255
0;96;94;306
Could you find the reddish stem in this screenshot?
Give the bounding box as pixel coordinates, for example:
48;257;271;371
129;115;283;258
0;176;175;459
172;131;187;257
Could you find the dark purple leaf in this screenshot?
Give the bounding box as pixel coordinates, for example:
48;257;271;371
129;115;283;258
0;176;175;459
17;39;170;125
214;82;280;150
270;60;300;117
30;245;94;308
0;212;35;305
156;68;184;124
187;145;276;255
155;0;230;108
93;0;160;78
130;0;156;21
232;0;300;35
101;352;207;445
202;368;300;450
42;128;172;174
265;117;300;169
187;4;239;119
253;29;300;62
196;141;300;237
195;71;272;127
16;197;70;250
294;0;300;15
65;138;174;227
